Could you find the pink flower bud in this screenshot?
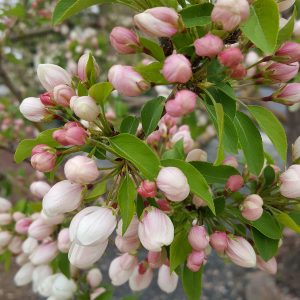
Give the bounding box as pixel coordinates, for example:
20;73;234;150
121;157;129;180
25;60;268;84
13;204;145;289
37;64;71;92
156;199;171;213
28;218;55;240
87;268;103;288
147;130;161;145
147;249;167;269
162;54;192;83
68;240;108;269
64;155;99;184
159;113;178;128
272;83;300;105
115;235;140;253
225;175;244;192
108;65;150;97
0;197;12;212
280;164;300;198
188;225;210;251
64;126;87;145
12;212;26;221
40;92;54;106
138;208;174;251
77;53;100;82
43;180;83;217
129;264;153;291
218;48;244;67
256;256;277;275
53;84;75;107
222;156;239;168
8;236;23;254
226;236;256;268
157;167;190;202
30;181;51;198
186;149;207;162
194;33;224;58
275;42;300;64
171;127;194;153
211;0;250;31
157;264;178;293
69;206;117;246
266;62;299;82
116;216;139;239
29;241;58;265
230;63;247;79
109;253;138;286
0;231;12;247
210;231;228;253
241;194;263;221
70;96;100;122
110;27;140;54
137;180;157;198
15;217;33;234
0;213;12;225
134;7;180;37
187;250;205;272
57;228;71;253
14;262;34;286
20;97;47;122
22;237;38;255
31;144;56;173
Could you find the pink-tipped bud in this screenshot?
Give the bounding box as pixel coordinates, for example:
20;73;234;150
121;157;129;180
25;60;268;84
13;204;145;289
147;249;167;269
156;167;190;202
53;122;87;146
19;97;47;122
108;65;150;97
222;156;239;168
188;225;210;251
15;218;33;234
77;53;100;82
53;84;75;107
70;96;100;122
137;180;157;198
241;194;263;221
266;62;299;82
40;92;54;106
256;256;277;275
28;218;55;240
194;33;224;58
211;0;250;31
156;199;171;213
134;7;180;38
275;42;300;64
30;181;51;198
110;27;140;54
58;228;71;253
272;83;300;105
230;63;247;79
226;236;256;268
87;268;103;288
218;48;244;68
210;231;228;253
162;54;192;83
31;144;56;173
187;250;205;272
225;175;244;192
280;165;300;198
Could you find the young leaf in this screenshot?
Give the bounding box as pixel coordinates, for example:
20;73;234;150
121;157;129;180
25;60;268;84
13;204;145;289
85;181;107;202
139;37;165;62
182;265;203;300
89;82;113;105
161;159;215;214
276;7;296;48
248;105;287;162
120;116;139;134
57;253;70;278
161;139;185;160
241;0;279;54
234;112;264;176
109;133;160;180
118;174;137;235
180;3;213;28
276;212;300;234
141;96;165;136
134;62;168;85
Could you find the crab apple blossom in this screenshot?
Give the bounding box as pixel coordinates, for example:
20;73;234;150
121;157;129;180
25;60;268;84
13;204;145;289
57;228;71;253
137;180;157;198
0;231;12;247
271;83;300;105
194;33;224;58
31;144;56;173
157;264;179;294
116;216;139;238
188;225;210;251
28;218;55;240
280;165;300;198
53;84;75;107
51;273;77;299
8;236;22;254
115;235;140;253
275;42;300;63
134;7;180;37
0;197;12;212
77;53;100;81
14;262;35;286
225;175;244;192
110;27;140;54
32;265;53;293
129;264;154;291
87;268;103;288
241;194;263;221
0;213;12;225
70;96;100;121
138;208;174;251
156;167;190;202
29;241;58;265
218;48;244;68
210;231;228;253
256;256;277;275
187;250;205;272
266;62;299;82
147;249;167;269
22;237;38;255
15;217;32;234
30;181;51;198
40;92;54;106
19;97;47;122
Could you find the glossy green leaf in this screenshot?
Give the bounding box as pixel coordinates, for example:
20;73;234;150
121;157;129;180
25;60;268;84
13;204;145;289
182;265;203;300
134;62;168;85
85;181;107;201
161;139;185;160
161;159;215;214
180;3;213;28
277;8;296;48
248;105;287;162
139;37;165;62
241;0;279;53
120;116;139;134
141;96;165;136
276;212;300;234
109;133;160;180
234;112;264;175
89;82;113;105
57;253;70;278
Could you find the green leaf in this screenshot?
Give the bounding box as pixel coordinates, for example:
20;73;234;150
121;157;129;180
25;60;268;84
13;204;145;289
223;114;239;154
57;253;70;278
180;3;213;28
118;174;137;235
120;116;139;134
161;159;215;214
162;139;185;160
85;181;107;202
262;165;276;188
191;162;239;184
89;82;113;105
252;228;279;261
248;105;287;162
182;265;203;300
52;0;114;25
275;212;300;234
109;133;160;180
169;230;192;272
139;37;165;62
141;96;165;136
234;112;264;175
241;0;279;54
95;290;114;300
250;211;282;240
277;7;296;48
134;62;168;85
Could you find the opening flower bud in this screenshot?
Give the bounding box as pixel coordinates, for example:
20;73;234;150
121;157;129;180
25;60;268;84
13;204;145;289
110;27;140;54
194;33;224;58
240;194;263;221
